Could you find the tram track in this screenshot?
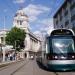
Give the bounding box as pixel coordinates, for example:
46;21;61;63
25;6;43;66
0;60;24;71
53;72;58;75
10;60;29;75
53;72;67;75
10;60;75;75
53;72;59;75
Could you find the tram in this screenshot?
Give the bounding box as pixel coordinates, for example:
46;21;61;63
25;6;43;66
36;29;75;72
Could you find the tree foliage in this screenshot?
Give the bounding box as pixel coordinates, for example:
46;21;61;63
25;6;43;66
6;27;26;51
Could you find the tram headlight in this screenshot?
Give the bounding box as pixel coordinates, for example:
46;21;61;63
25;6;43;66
54;56;58;59
72;56;74;58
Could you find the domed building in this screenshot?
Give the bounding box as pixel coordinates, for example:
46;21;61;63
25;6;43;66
13;8;41;59
13;8;29;31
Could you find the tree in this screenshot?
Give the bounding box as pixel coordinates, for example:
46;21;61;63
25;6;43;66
6;27;26;51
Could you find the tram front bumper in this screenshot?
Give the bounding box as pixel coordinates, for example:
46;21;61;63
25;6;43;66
47;60;75;72
47;64;75;72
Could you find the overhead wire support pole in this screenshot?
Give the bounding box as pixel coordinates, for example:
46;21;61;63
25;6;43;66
15;40;19;60
3;16;6;62
4;16;6;45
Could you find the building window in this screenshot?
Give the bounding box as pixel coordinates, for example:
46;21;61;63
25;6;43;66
60;15;62;21
71;15;75;22
72;21;75;27
19;20;23;25
60;25;63;28
71;8;75;17
17;20;23;25
17;20;19;24
65;20;69;27
1;37;4;43
64;10;68;16
59;11;62;21
56;20;58;25
70;0;75;6
70;2;75;10
64;3;68;11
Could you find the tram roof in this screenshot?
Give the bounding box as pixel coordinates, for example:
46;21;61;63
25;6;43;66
49;29;74;36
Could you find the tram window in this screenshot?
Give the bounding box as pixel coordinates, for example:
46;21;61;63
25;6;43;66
52;37;75;54
51;29;73;35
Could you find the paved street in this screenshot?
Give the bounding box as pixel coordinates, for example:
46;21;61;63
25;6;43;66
13;60;54;75
12;60;75;75
0;59;75;75
0;60;28;75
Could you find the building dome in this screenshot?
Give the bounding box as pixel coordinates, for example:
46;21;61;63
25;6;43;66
15;8;28;18
13;8;29;30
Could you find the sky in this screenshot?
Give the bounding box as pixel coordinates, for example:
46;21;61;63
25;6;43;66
0;0;65;35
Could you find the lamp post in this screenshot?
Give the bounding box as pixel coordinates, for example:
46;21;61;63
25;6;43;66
2;10;7;62
15;40;19;60
2;16;6;62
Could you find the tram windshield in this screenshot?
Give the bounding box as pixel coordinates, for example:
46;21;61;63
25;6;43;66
52;37;75;54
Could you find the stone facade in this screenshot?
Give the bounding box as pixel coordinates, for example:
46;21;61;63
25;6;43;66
53;0;75;29
13;8;41;58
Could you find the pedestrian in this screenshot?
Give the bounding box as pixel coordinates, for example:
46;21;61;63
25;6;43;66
10;54;12;61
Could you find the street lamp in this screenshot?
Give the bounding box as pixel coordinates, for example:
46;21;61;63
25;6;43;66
2;15;6;62
14;40;19;60
2;10;7;62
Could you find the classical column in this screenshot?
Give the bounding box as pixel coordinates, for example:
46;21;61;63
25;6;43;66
24;33;31;58
2;48;5;62
26;52;29;59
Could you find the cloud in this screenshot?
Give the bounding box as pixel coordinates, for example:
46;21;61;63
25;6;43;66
34;31;41;35
4;9;8;12
39;18;53;26
38;18;54;31
29;16;38;22
33;18;54;36
33;31;42;38
13;0;25;4
23;4;50;22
